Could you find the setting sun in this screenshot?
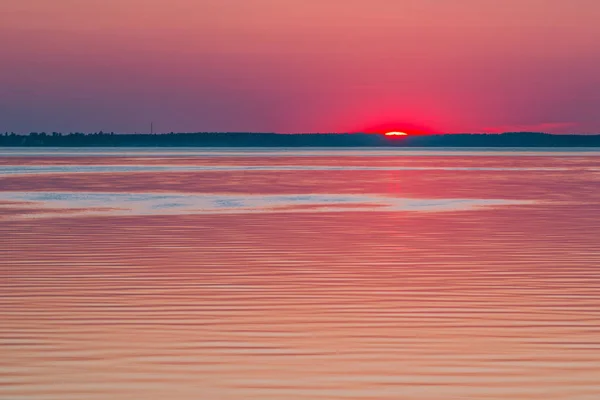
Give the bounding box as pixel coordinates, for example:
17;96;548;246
384;131;408;136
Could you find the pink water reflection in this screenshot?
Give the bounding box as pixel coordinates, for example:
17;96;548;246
1;152;600;399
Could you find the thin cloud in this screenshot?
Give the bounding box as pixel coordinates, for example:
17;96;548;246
483;122;579;134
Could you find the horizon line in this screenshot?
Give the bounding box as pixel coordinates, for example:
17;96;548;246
4;131;600;136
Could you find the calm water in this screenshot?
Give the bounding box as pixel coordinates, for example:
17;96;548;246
2;148;600;399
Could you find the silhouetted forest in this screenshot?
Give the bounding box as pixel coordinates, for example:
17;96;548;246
1;132;600;147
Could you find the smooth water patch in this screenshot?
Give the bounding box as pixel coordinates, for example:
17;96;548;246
0;191;534;219
2;147;600;157
0;164;577;176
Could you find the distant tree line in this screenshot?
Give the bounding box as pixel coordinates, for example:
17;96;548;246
1;131;599;147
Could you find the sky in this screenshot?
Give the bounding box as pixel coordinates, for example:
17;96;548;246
1;0;599;134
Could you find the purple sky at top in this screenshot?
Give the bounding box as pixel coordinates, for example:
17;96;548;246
1;0;599;133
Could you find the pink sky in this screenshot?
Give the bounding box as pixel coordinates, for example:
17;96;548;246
1;0;599;133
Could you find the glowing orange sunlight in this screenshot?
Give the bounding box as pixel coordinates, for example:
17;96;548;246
384;131;409;136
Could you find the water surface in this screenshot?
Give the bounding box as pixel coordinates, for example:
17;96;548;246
2;148;600;399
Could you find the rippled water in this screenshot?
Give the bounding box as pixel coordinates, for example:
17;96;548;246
2;148;600;400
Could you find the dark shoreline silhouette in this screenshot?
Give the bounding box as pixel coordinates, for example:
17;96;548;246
1;132;600;147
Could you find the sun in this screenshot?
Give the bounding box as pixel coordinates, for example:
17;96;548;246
384;131;408;136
